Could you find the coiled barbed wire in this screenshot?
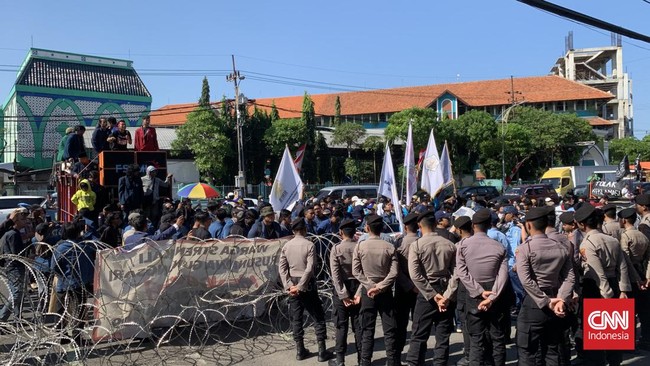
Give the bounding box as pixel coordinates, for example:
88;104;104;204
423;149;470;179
0;233;347;365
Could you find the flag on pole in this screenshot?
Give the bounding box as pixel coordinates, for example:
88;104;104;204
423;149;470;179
440;141;454;187
416;149;426;173
615;155;630;181
635;153;642;181
378;142;403;230
269;145;304;211
404;121;417;206
505;156;530;185
293;144;307;173
420;130;445;197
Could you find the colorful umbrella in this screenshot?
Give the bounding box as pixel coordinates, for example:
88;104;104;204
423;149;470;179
177;183;221;199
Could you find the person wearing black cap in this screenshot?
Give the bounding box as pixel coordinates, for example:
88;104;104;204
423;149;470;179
542;206;578;365
450;215;472;366
434;210;459;244
405;210;457;366
573;204;630;366
454;208;510;366
328;218;362;366
453;216;472;239
601;203;622;241
618;207;650;350
636;193;650;244
352;214;399;366
559;211;582;258
515;207;575;365
394;212;419;362
278;217;333;362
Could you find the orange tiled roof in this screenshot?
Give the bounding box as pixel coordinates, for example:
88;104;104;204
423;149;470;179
586;116;616;126
151;75;613;126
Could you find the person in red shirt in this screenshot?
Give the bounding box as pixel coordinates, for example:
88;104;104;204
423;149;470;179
134;115;159;151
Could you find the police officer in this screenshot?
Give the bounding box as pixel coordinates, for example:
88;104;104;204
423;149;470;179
515;207;575;365
455;208;510;366
406;210;457;366
394;213;419;362
574;204;631;366
543;206;578;365
329;218;362;366
435;211;459;243
619;207;650;350
278;218;333;362
352;214;399;366
601;203;622;241
451;215;472;366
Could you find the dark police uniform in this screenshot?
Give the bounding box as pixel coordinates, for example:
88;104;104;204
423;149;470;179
619;207;650;349
455;209;510;366
352;214;399;366
406;211;457;366
329;219;362;365
574;204;631;366
516;207;575;366
394;212;419;361
278;218;331;361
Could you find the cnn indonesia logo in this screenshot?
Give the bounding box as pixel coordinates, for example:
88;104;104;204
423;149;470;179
583;299;635;350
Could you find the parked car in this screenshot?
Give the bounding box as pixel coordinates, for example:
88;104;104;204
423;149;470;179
491;184;560;204
315;185;378;201
0;196;48;223
458;186;500;201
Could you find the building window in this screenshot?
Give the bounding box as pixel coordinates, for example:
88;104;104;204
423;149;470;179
555;101;565;112
441;99;453;119
577;100;587;111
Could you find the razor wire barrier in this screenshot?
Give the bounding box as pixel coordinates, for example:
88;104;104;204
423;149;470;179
0;233;346;365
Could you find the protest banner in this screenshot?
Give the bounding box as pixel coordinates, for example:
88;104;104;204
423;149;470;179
91;237;285;342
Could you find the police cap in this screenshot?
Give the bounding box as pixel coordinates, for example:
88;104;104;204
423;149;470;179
472;208;491;224
403;212;419;225
636;194;650;206
525;207;549;222
618;208;637;220
291;217;306;231
601;203;617;214
417;210;435;223
340;218;357;230
366;214;383;225
454;216;472;229
559;212;575;225
574;204;596;223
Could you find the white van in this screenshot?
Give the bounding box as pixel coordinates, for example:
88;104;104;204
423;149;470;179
315;185;378;201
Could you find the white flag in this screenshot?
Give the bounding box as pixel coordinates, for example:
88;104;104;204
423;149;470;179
404;120;417;206
378;142;403;230
440;141;454;187
420;130;445;196
269;145;304;211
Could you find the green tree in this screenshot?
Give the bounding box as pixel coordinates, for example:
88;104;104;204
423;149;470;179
243;107;272;183
199;77;210;107
332;122;366;157
171;107;231;183
314;132;331;183
334;95;341;125
263;118;309;156
362;135;384;182
610;137;650;162
384;107;437;152
270;101;280;122
301;93;318;182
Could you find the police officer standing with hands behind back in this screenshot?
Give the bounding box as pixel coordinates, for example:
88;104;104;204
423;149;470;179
278;217;333;362
328;218;362;366
455;208;511;366
515;207;575;365
352;214;399;366
406;210;457;366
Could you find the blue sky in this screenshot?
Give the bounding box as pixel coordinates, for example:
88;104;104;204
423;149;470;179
2;1;650;136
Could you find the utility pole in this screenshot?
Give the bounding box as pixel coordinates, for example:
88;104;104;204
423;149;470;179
501;76;523;192
226;55;246;191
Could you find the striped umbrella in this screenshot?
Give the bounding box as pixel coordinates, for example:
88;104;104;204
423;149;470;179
177;183;221;199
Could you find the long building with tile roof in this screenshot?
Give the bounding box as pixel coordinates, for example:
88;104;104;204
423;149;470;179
150;75;617;141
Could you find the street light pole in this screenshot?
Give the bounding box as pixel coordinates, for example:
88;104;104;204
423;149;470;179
500;101;526;192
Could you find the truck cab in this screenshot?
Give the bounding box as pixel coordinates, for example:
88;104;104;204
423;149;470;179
540;167;572;197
